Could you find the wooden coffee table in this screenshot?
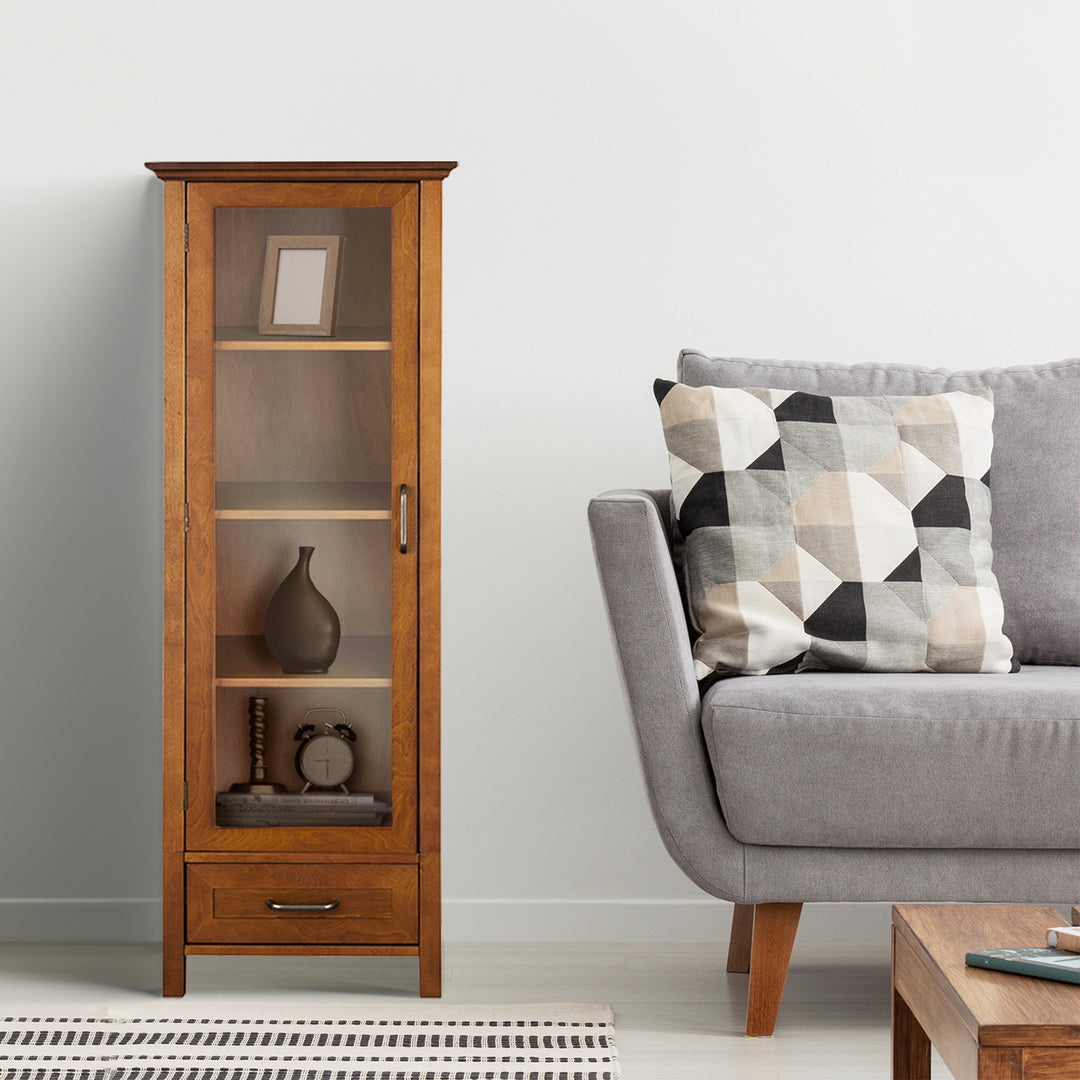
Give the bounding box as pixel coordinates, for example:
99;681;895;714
892;904;1080;1079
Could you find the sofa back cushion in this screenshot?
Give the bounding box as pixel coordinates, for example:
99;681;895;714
678;351;1080;665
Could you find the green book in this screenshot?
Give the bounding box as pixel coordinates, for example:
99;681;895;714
965;947;1080;986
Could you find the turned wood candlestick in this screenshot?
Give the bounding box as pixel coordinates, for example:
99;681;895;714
230;696;286;793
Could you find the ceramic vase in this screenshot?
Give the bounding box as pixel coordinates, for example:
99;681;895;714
264;546;341;674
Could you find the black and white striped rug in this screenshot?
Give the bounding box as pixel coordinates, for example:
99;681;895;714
0;1004;619;1080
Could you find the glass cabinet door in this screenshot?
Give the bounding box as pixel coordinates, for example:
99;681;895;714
184;183;419;854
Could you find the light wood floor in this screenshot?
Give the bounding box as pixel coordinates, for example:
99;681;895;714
0;939;951;1079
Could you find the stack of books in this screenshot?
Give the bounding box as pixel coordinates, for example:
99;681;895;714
216;791;390;828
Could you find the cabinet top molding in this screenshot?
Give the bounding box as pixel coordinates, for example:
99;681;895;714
145;161;458;182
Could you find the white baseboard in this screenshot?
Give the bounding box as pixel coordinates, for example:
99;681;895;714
443;899;896;944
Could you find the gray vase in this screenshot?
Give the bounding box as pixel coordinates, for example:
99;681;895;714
264;546;341;674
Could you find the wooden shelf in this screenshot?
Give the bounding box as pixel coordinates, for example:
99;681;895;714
216;482;391;520
216;635;392;687
215;326;391;351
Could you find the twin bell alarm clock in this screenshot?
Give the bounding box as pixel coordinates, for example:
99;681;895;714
293;707;357;792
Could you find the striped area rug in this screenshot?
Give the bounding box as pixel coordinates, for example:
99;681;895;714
0;1004;620;1080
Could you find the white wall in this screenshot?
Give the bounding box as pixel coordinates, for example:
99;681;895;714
1;1;1078;942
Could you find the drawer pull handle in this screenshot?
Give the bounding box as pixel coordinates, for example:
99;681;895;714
399;484;408;554
265;899;340;913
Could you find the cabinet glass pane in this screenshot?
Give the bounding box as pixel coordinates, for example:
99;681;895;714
211;206;395;829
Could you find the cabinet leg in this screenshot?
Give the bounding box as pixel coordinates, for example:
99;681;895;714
163;947;186;997
162;851;186;996
419;943;441;997
419;852;442;997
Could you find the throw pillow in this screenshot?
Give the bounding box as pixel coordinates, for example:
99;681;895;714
677;351;1080;666
655;378;1016;678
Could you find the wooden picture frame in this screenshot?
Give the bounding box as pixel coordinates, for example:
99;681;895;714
258;235;342;336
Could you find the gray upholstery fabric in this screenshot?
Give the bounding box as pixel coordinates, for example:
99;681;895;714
741;845;1080;904
588;490;747;901
678;350;1080;666
702;666;1080;849
588;488;1080;906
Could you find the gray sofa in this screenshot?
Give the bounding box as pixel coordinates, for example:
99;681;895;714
588;350;1080;1036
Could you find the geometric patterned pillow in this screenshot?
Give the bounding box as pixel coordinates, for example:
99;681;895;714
654;379;1016;679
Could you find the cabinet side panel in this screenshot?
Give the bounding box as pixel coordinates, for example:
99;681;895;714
418;180;442;856
163;180;187;855
184;187;219;847
163;180;188;997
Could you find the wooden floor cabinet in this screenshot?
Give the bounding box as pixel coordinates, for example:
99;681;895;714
146;161;455;996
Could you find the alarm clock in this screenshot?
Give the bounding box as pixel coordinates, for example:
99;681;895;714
294;708;358;792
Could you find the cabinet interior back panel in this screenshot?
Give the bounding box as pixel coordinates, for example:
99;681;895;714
216;519;391;636
216;351;391;483
215;685;393;796
214;207;392;329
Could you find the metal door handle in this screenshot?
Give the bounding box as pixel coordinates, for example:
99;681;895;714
399;484;408;553
265;899;340;912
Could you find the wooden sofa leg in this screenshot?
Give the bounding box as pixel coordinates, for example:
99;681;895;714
726;904;755;973
745;902;802;1037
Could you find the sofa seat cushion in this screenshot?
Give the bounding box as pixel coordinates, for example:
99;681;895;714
701;665;1080;849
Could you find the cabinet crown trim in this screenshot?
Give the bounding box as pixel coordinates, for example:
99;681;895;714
146;162;458;181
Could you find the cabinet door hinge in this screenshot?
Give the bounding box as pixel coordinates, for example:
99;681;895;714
183;781;188;810
184;502;190;533
184;222;189;253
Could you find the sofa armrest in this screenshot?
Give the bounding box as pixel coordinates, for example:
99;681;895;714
588;489;699;721
588;489;746;901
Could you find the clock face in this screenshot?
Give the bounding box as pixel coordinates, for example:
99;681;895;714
297;733;354;787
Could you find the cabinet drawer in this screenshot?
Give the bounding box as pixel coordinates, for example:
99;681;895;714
187;863;418;945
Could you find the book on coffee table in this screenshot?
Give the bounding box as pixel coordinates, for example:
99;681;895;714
965;946;1080;986
1046;925;1080;953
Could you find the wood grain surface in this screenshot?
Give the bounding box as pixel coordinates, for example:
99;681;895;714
187;862;418;945
146;162;457;182
895;905;1080;1041
726;903;754;974
151;162;449;996
418;179;443;860
161;180;187;859
746;903;803;1038
892;904;1080;1080
419;851;442;997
